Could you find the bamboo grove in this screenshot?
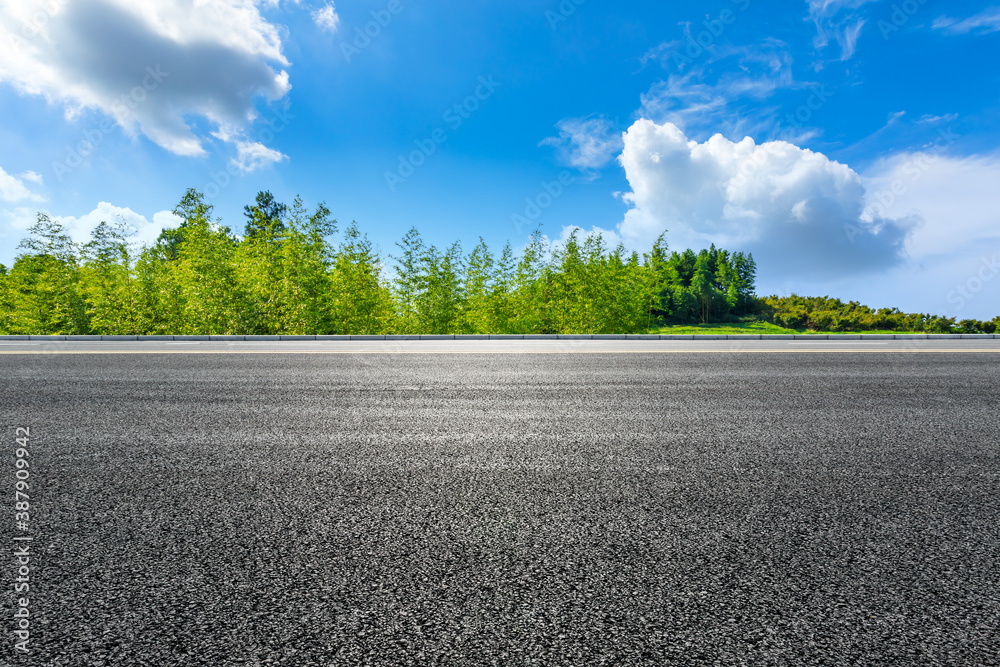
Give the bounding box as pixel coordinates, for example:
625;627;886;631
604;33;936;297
0;189;760;336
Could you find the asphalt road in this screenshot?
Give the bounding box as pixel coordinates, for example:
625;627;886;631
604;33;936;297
2;346;999;665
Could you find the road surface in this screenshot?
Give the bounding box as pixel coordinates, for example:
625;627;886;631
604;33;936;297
2;341;998;665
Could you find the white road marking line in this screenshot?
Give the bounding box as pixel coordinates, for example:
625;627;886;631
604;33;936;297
790;341;888;344
0;349;998;355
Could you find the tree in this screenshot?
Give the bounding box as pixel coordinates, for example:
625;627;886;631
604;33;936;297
170;196;242;334
510;227;549;333
331;222;395;334
154;188;217;260
730;252;757;312
690;254;717;323
0;264;12;334
670;249;698;287
79;219;139;334
243;191;287;240
277;197;337;334
417;242;463;334
461;238;495;334
646;232;675;324
489;242;516;333
549;229;586;332
8;214;88;334
393;227;426;333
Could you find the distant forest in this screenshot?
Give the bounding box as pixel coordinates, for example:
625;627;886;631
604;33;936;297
1;189;996;335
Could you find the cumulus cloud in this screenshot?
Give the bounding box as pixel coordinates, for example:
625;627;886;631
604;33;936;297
856;150;1000;318
46;202;182;251
0;201;183;265
771;150;1000;315
0;0;291;158
616;119;912;278
0;166;45;202
312;3;340;33
540;117;624;171
19;171;44;185
0;207;37;259
232;140;288;173
862;151;1000;262
933;7;1000;35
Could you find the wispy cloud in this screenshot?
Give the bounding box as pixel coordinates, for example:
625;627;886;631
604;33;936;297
917;113;959;125
806;0;878;60
638;43;796;140
887;110;906;124
540;117;624;170
838;19;865;59
933;7;1000;35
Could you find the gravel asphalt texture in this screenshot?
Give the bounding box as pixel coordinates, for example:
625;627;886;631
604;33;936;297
2;348;999;665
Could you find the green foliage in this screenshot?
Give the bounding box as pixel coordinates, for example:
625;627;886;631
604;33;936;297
654;244;759;325
243;190;288;240
331;222;394;335
761;294;997;333
7;187;989;336
459;238;494;334
80;219;140;334
4;214;88;334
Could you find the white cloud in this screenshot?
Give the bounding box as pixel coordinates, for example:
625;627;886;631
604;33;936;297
231;140;288;173
0;0;291;158
862;151;1000;262
615;119;912;279
19;171;44;185
838;19;864;59
602;119;1000;318
312;3;340;33
0;165;44;202
0;207;37;259
540;117;623;170
0;201;182;265
916;113;959;125
807;0;877;60
933;7;1000;35
638;43;796;140
50;202;181;250
151;210;185;238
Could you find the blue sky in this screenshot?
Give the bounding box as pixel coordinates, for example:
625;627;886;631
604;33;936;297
1;0;998;317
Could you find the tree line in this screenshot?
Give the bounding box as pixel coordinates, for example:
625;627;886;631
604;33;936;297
1;189;994;335
0;189;758;336
760;295;1000;334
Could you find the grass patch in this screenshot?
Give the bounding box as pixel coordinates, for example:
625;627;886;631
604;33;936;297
652;322;926;335
653;322;796;335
